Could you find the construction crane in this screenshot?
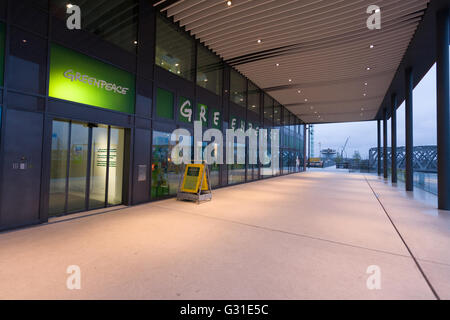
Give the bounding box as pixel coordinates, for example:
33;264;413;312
340;137;350;159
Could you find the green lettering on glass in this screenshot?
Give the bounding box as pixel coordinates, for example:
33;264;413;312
211;108;221;129
197;103;208;126
49;44;135;113
179;96;193;123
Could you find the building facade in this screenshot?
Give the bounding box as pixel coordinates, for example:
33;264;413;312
0;0;305;231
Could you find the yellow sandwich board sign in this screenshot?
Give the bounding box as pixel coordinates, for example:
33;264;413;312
181;164;209;194
177;163;212;203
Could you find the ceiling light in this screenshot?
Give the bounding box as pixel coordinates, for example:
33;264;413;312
370;44;374;49
288;79;292;82
133;40;138;45
257;39;262;44
227;1;232;6
67;4;73;8
363;93;367;97
276;63;280;67
364;82;368;86
310;106;314;110
297;90;301;94
305;99;308;102
366;67;371;71
361;108;365;111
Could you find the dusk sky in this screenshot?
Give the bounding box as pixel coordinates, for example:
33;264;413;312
313;64;437;160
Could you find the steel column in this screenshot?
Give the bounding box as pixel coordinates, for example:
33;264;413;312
405;67;414;191
437;9;450;210
383;108;388;179
391;94;398;183
377;120;382;175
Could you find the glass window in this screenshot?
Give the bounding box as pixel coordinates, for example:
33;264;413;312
50;0;139;53
89;125;109;210
197;45;223;95
230;69;246;107
156;88;174;119
108;127;125;206
264;93;273;124
156;15;195;81
283;108;290;126
49;120;125;216
0;22;5;87
274;103;282;125
248;82;260;114
8;27;47;94
152;130;191;199
49;120;69;216
67;122;89;213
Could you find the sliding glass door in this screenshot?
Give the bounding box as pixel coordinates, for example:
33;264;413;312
49;120;125;217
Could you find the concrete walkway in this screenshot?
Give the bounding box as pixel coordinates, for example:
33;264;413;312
0;171;449;300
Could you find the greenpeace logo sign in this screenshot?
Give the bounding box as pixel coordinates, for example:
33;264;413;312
63;69;130;95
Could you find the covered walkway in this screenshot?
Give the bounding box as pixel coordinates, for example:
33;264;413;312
0;171;449;300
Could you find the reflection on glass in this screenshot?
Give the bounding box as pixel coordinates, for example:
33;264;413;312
49;120;69;216
197;45;223;95
248;82;260;115
152;131;190;199
155;16;195;80
230;70;246;107
108;127;124;206
89;125;108;209
67;122;89;213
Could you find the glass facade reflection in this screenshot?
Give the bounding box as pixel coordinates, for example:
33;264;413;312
155;15;195;81
49;120;125;217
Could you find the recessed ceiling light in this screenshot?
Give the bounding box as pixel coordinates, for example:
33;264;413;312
133;40;138;45
363;93;367;97
257;39;262;44
366;67;371;71
276;63;280;67
361;108;365;111
364;82;368;86
305;99;308;102
297;90;301;93
227;1;232;6
370;44;374;49
288;79;292;82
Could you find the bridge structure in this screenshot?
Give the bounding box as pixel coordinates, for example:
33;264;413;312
369;146;437;173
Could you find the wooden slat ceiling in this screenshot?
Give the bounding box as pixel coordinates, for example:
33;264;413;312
155;0;430;124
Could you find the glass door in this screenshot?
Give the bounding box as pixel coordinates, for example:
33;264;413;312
49;120;126;217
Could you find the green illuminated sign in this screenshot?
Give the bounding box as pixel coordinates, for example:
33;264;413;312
49;44;135;114
0;22;5;87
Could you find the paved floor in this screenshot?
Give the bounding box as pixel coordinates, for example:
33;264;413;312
0;171;449;300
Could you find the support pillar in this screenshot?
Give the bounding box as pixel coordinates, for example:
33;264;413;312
377;120;382;175
303;124;307;171
405;67;414;191
391;94;398;183
383;108;388;179
437;9;450;210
